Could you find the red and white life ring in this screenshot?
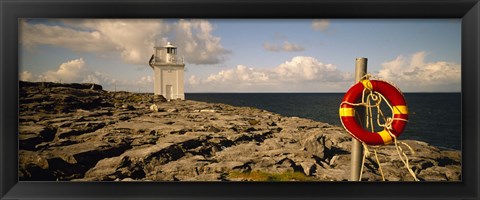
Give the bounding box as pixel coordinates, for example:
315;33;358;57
339;79;409;145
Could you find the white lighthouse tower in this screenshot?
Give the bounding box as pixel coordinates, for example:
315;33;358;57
149;42;185;100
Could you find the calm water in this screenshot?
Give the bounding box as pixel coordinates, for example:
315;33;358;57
186;93;461;150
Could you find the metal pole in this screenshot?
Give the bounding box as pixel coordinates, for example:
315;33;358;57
350;57;368;181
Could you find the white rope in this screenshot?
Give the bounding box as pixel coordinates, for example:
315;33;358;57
373;149;385;181
358;144;368;181
342;75;419;181
370;88;419;181
390;133;419;181
358;143;386;181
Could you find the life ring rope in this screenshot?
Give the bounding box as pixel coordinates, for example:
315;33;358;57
340;74;419;181
341;90;409;132
340;91;406;145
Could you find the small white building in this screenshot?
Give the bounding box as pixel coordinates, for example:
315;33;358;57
149;42;185;100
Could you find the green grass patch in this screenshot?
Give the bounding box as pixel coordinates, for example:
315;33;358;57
228;171;314;181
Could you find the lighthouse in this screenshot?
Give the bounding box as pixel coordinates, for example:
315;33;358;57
148;42;185;100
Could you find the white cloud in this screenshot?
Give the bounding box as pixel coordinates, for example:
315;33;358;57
173;19;230;65
39;58;87;82
376;51;461;92
21;58;156;92
83;71;118;86
76;19;170;65
137;75;153;85
19;71;33;81
24;58;116;86
312;19;330;32
187;56;353;92
188;75;201;85
275;56;350;82
83;75;100;84
264;41;305;52
20;21;117;52
205;65;270;84
20;19;229;65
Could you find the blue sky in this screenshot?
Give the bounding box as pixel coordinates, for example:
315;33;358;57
19;19;461;93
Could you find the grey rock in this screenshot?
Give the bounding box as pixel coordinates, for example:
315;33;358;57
299;159;318;176
19;125;57;150
19;150;53;180
18;81;461;182
301;132;326;159
56;121;106;139
121;104;135;110
167;108;178;113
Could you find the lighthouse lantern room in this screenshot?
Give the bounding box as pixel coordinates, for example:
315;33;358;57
149;42;185;100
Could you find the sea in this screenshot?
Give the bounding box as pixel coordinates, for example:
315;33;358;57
186;93;461;150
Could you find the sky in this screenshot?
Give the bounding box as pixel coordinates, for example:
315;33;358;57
19;19;461;93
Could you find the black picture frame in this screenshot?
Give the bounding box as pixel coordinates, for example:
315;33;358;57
1;0;479;199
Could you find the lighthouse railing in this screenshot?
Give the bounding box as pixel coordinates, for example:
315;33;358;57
154;56;184;64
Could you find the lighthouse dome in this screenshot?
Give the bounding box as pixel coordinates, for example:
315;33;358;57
165;42;176;48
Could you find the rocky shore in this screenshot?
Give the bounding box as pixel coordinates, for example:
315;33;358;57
19;81;461;181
